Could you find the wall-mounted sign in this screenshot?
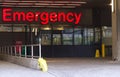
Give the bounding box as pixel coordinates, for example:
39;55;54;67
2;8;82;25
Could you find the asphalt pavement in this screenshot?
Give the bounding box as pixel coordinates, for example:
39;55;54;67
1;58;120;77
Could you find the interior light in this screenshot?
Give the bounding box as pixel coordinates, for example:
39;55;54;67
43;27;51;30
110;0;115;13
57;27;64;30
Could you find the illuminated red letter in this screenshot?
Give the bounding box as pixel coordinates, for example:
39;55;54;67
2;8;12;22
40;12;49;25
35;12;41;21
58;12;66;22
74;13;82;24
50;12;57;22
26;12;34;22
13;12;25;21
66;12;74;23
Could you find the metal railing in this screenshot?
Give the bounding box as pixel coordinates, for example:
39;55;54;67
0;44;41;59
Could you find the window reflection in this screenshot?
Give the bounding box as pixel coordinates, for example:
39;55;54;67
53;34;61;45
41;34;51;45
62;28;73;45
63;34;72;45
88;28;94;45
95;28;100;43
102;27;112;45
74;28;82;45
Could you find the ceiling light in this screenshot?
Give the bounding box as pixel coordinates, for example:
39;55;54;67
42;27;51;30
57;27;64;30
110;0;115;13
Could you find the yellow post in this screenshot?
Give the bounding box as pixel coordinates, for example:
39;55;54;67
95;49;100;58
38;58;48;72
102;43;105;58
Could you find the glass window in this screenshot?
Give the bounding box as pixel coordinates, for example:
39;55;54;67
95;28;100;43
63;34;72;45
88;28;94;45
74;28;94;45
102;27;112;45
53;34;61;45
103;27;112;38
84;28;88;45
41;34;51;45
62;28;73;45
74;28;82;45
63;28;73;33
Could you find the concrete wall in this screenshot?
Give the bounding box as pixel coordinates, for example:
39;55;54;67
0;54;39;70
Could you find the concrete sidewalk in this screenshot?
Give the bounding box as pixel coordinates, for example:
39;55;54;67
1;58;120;77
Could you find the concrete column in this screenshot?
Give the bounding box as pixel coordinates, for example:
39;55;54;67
112;0;120;60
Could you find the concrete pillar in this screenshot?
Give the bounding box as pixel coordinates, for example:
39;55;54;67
112;0;120;60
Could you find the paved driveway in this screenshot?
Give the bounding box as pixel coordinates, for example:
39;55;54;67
1;58;120;77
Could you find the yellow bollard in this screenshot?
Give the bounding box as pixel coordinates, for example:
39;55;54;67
102;43;105;58
38;58;48;72
95;49;100;58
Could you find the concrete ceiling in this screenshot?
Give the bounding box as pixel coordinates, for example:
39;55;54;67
0;0;111;8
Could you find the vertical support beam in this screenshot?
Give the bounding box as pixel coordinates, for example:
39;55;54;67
6;46;7;54
11;46;12;56
112;0;118;60
39;44;41;58
2;47;3;54
7;46;9;55
1;47;3;54
31;45;33;59
111;0;120;61
4;46;6;55
19;46;21;57
14;46;16;56
0;47;1;54
25;46;27;58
